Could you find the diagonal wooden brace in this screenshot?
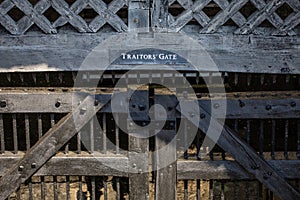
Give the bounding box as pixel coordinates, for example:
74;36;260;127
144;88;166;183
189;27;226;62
177;101;300;200
0;94;110;200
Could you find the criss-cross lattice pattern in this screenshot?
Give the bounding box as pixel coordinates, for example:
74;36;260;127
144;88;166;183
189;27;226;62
167;0;300;35
0;0;299;35
0;0;127;34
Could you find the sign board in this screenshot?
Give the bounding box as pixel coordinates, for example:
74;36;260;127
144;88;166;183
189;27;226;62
112;48;188;65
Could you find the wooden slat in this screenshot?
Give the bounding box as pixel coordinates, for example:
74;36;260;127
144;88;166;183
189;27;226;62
0;155;129;176
151;0;168;31
0;94;110;200
155;130;177;200
178;101;300;200
234;0;284;35
52;0;92;32
128;89;149;200
128;0;149;32
177;160;300;180
1;91;300;119
200;0;248;33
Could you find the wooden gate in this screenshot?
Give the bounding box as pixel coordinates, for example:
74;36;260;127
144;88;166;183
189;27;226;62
0;0;299;199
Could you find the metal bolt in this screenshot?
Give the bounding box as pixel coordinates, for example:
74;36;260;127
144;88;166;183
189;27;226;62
138;169;142;174
169;165;172;168
94;99;99;106
251;165;259;170
265;105;272;111
31;163;36;168
133;163;137;168
170;122;175;128
290;101;296;107
80;107;87;114
200;113;206;119
134;18;139;24
138;104;146;111
0;100;6;108
18;165;24;171
190;112;195;118
263;171;272;179
213;103;220;109
55;101;61;108
129;122;133;127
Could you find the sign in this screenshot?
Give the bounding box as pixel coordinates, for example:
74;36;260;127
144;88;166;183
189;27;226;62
112;48;188;65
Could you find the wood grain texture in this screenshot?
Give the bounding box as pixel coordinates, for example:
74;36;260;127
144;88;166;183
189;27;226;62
0;91;299;119
155;130;177;200
0;155;129;176
0;33;299;74
177;160;300;180
128;90;149;200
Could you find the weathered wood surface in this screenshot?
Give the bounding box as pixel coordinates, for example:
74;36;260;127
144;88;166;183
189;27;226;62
0;91;299;119
0;95;110;200
129;0;150;32
0;33;299;74
177;160;300;180
164;0;300;35
0;155;129;176
128;90;149;200
178;101;300;200
1;0;299;34
0;0;128;34
155;130;177;200
0;155;298;179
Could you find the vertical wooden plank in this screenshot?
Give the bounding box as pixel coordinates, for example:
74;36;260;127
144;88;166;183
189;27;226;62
38;114;43;139
12;114;18;154
284;120;289;159
103;114;107;154
155;130;177;200
115;114;120;154
128;0;150;32
90;118;94;154
0;114;5;154
128;90;149;200
128;135;149;200
151;0;168;31
25;114;30;151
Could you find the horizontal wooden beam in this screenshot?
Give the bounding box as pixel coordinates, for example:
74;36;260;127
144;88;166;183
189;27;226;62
0;155;298;180
0;155;129;177
0;33;299;74
0;91;299;119
177;160;300;180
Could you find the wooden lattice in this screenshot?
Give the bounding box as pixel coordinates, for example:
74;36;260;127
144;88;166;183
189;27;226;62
165;0;300;35
0;0;128;34
0;0;299;35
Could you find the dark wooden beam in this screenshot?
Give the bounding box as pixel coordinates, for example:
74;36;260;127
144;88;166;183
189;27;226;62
0;91;299;119
0;95;110;200
0;33;299;74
